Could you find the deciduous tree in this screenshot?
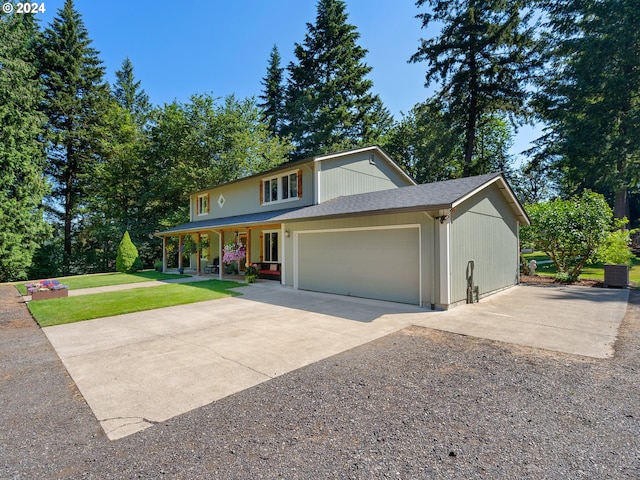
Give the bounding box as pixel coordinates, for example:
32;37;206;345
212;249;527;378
521;190;616;280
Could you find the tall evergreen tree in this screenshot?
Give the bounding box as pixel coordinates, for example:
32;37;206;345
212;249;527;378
382;100;463;183
113;57;152;127
410;0;539;176
0;11;50;281
39;0;110;274
284;0;392;158
535;0;640;220
258;45;285;137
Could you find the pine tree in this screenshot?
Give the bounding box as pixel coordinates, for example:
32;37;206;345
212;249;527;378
258;45;285;137
535;0;640;220
410;0;538;177
283;0;392;158
113;57;152;127
39;0;110;274
0;11;50;281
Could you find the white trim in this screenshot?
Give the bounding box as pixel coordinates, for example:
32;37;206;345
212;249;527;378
262;229;281;263
439;216;451;306
261;168;300;206
314;161;321;205
293;224;422;306
280;224;286;285
196;193;210;216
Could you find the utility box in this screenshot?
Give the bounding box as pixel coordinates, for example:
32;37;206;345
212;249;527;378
603;264;629;288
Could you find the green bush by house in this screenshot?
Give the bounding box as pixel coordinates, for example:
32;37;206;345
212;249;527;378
116;231;142;273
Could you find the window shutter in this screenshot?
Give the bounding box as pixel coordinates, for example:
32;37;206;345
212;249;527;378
207;193;210;213
259;180;263;205
297;170;303;197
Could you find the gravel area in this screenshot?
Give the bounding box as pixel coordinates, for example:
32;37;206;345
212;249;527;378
1;284;639;479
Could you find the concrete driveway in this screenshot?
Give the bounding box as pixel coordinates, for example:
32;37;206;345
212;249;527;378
42;281;628;440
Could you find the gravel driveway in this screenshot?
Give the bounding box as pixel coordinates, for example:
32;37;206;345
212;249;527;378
1;284;639;479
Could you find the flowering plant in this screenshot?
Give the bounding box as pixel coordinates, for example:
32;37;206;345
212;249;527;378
25;280;69;294
245;264;259;277
223;242;246;263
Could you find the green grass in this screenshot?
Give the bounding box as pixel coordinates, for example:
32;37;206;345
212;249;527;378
13;270;189;295
28;279;245;327
522;251;640;282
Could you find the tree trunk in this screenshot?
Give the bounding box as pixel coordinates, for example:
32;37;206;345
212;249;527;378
463;53;479;177
614;188;628;224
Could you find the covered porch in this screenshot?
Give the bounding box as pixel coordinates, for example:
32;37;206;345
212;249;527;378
155;211;294;283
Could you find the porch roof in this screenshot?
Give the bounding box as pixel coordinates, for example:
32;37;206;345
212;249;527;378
156;207;303;236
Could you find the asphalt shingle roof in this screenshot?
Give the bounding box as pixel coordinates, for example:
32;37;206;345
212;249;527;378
158;172;527;235
276;172;504;221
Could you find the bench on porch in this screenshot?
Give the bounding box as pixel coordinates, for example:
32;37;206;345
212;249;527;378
203;258;220;274
258;263;281;280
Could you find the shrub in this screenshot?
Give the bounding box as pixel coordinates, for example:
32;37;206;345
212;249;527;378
116;231;141;273
597;229;634;266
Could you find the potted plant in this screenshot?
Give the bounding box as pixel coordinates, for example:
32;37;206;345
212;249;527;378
245;264;259;283
223;241;246;275
598;229;634;288
153;260;163;272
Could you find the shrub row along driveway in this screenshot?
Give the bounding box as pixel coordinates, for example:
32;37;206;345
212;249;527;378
1;283;638;478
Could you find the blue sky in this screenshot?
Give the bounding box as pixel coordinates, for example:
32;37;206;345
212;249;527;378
35;0;540;164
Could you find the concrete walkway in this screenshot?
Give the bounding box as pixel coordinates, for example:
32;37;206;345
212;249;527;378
67;274;215;296
42;281;629;440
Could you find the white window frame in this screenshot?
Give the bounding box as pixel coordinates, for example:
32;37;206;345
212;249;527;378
263;230;280;263
197;194;209;216
262;170;299;205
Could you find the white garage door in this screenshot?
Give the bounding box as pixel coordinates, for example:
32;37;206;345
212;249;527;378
295;226;421;305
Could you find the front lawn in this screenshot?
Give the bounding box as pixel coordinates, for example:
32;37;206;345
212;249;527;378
28;279;244;327
13;271;189;295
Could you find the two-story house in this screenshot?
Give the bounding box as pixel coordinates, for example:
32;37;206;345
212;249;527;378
156;146;529;309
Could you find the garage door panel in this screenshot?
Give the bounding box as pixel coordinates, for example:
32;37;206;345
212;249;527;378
296;228;420;305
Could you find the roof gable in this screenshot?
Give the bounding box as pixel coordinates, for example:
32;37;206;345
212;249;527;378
191;145;415;196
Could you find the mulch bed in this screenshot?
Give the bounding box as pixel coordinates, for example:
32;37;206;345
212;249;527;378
520;274;604;288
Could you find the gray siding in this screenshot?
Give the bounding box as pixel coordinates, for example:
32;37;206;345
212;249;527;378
318;151;412;203
449;184;519;304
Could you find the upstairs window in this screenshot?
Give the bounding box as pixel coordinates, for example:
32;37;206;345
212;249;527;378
197;194;209;215
261;170;301;205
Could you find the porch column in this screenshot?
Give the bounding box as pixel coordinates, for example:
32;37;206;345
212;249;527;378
247;228;252;267
196;233;201;275
217;230;223;280
162;236;167;273
178;234;183;272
